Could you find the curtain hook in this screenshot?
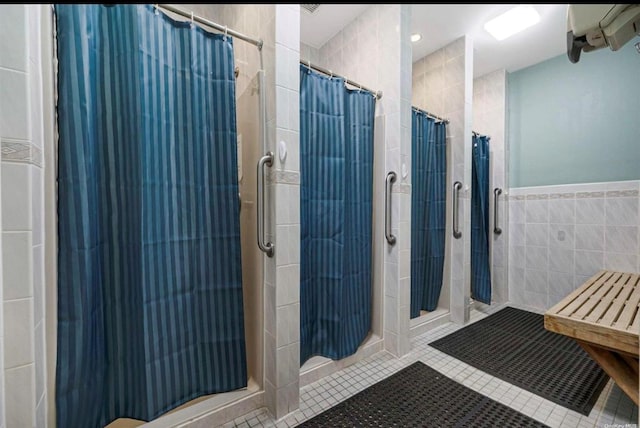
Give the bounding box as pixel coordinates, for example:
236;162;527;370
358;83;363;93
154;4;159;15
329;69;333;79
190;11;194;28
224;25;228;40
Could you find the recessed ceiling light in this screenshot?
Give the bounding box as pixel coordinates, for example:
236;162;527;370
484;5;540;41
411;33;422;43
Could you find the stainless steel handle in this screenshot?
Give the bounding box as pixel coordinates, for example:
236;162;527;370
257;152;274;257
494;188;502;235
385;171;397;245
453;181;462;239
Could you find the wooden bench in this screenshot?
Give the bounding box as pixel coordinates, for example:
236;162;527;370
544;270;639;406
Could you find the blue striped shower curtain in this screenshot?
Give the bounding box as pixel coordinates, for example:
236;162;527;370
55;5;246;427
471;135;492;304
299;65;375;364
410;111;447;317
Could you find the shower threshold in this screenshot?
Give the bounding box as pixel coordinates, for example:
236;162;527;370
107;379;261;428
299;333;384;387
409;307;450;338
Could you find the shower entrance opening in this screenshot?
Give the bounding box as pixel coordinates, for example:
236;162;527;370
50;5;266;427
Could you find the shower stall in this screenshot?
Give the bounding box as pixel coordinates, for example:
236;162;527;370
409;36;477;333
297;62;386;385
146;67;268;428
409;107;450;326
49;4;269;427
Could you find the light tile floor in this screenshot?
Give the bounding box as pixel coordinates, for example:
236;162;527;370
224;304;639;428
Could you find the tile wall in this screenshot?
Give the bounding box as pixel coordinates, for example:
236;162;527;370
303;5;412;358
268;5;302;419
412;36;474;324
473;69;508;304
0;4;47;427
202;3;303;421
508;180;640;311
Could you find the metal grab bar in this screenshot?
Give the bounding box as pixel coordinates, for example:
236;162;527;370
257;152;274;257
453;181;462;239
494;188;503;235
385;172;397;245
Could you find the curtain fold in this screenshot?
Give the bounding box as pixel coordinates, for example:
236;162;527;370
410;111;447;317
56;5;246;427
471;134;492;304
299;65;375;364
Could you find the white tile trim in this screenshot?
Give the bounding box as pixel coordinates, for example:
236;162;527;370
508;180;639;197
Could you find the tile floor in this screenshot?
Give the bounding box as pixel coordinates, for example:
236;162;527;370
224;304;639;428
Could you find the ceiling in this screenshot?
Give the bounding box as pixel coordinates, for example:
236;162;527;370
300;4;370;49
299;4;569;77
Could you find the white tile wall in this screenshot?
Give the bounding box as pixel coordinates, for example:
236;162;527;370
0;140;3;428
3;299;34;369
0;69;30;141
4;365;34;428
310;5;412;359
508;181;640;311
413;36;474;323
2;232;33;301
198;3;300;421
1;4;46;427
1;164;32;231
261;4;302;419
210;3;299;420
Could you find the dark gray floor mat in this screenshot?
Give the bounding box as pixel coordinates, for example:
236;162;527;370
297;361;548;427
429;307;609;416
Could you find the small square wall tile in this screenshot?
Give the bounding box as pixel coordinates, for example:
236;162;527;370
2;162;32;231
2;231;33;300
5;364;35;428
575;224;604;251
605;226;638;254
548;247;574;274
4;298;34;368
605;197;638;226
525;246;547;271
604;252;637;273
525;199;548;223
549;198;575;224
548;224;574;249
576;198;605;225
526;223;549;247
0;69;30;140
0;4;28;72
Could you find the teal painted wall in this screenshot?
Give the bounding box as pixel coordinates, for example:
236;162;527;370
508;41;640;187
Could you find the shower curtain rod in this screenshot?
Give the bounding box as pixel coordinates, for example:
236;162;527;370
411;106;449;124
300;60;383;99
157;4;263;50
472;130;490;139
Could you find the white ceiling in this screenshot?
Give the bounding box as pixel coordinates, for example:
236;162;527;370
300;4;370;49
412;4;568;77
299;4;569;77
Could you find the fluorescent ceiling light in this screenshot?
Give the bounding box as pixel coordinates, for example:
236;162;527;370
484;5;540;41
411;33;422;42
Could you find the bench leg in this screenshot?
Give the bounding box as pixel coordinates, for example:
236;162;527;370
578;341;639;406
